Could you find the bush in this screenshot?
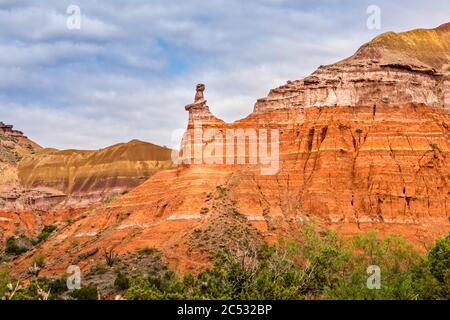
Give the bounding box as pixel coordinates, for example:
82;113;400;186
5;236;29;255
7;225;450;301
102;192;119;204
69;286;98;300
47;277;69;296
35;225;57;244
412;233;450;299
114;272;130;290
89;262;108;275
427;234;450;284
122;224;446;300
430;142;440;151
217;186;229;197
32;256;45;268
138;247;157;256
124;275;165;300
325;232;420;300
0;266;11;298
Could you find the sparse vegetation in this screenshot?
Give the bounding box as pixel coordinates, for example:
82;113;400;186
115;272;130;290
138;247;157;256
430;142;440;151
64;217;74;225
102;192;120;204
32;255;45;268
230;208;245;219
124;228;450;300
0;266;11;297
411;233;450;299
103;248;119;267
35;225;57;244
355;128;363;135
69;285;98;300
70;239;79;249
6;226;56;255
89;262;108;275
217;186;229;197
4;226;449;300
5;236;30;255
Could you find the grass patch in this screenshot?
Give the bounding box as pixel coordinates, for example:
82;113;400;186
34;225;57;244
138;247;157;256
32;256;45;268
430;142;440;151
102;192;120;204
216;186;229;197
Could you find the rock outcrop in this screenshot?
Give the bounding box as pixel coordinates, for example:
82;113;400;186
9;24;450;276
0;123;51;211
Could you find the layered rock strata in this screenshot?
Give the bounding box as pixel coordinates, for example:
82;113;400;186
10;24;450;275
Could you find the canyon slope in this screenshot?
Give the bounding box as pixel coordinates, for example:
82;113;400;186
9;23;450;276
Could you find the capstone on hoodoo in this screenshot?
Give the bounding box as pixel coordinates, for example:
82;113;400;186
185;84;214;119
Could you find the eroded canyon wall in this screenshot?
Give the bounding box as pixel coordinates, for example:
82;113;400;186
9;23;450;275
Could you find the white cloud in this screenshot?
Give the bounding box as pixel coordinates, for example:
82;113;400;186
0;6;122;42
0;42;101;66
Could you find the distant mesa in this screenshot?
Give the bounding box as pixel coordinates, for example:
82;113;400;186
0;121;175;211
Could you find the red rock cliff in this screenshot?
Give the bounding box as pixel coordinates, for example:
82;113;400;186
10;24;450;275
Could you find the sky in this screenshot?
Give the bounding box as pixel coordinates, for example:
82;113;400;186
0;0;449;150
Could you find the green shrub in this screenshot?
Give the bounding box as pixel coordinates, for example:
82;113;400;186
412;233;450;299
114;272;130;290
5;236;29;255
102;192;119;204
69;286;98;300
70;240;79;248
89;262;108;275
47;277;68;296
7;225;449;301
231;208;245;219
138;247;157;256
35;225;57;243
430;142;440;151
12;281;43;300
32;256;45;268
325;232;420;300
0;266;11;298
124;275;165;300
217;186;229;197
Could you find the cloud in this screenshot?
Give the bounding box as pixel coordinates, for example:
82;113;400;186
0;42;101;67
0;5;121;42
0;0;448;149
